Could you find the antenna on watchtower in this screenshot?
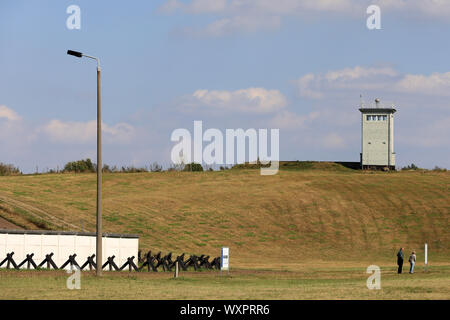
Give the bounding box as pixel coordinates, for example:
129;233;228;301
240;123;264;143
360;94;365;108
375;98;381;108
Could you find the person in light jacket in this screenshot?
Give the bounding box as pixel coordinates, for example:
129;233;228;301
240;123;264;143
397;248;404;274
409;251;416;274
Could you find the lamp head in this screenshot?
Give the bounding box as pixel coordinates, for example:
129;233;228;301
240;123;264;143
67;50;83;58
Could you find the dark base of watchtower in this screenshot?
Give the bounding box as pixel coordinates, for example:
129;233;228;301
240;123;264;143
361;165;396;171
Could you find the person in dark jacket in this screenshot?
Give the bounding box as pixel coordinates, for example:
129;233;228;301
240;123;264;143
397;248;404;274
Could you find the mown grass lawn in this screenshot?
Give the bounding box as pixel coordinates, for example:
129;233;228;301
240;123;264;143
1;263;448;300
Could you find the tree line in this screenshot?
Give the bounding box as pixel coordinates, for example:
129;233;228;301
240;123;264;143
62;159;209;173
2;160;446;176
0;159;233;175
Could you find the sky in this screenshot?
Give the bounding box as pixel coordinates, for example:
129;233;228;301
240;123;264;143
1;0;450;173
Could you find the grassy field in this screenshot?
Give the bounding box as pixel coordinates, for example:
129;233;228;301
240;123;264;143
1;264;449;300
0;167;449;299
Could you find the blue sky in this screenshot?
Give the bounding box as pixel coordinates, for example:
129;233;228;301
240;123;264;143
1;0;450;172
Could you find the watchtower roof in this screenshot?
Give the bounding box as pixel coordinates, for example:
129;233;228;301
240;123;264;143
359;108;396;114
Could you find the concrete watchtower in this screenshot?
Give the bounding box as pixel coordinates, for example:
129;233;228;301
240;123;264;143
359;98;396;170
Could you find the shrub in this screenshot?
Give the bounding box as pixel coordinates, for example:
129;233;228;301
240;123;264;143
102;164;148;173
402;163;419;171
0;163;21;176
150;162;163;172
120;166;148;173
183;162;204;172
102;164;112;173
63;159;95;173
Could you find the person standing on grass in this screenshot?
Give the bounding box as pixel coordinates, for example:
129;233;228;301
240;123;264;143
397;248;404;274
409;251;416;274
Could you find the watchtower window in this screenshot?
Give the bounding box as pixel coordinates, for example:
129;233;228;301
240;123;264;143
366;115;387;121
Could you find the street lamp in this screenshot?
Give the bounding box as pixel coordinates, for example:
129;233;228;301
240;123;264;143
67;50;103;276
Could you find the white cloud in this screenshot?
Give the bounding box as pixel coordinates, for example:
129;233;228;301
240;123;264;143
185;15;281;37
270;110;319;129
395;72;450;96
0;105;21;121
0;107;37;161
41;120;136;144
159;0;450;36
296;66;450;99
159;0;361;37
0;107;135;147
162;0;359;15
297;73;324;99
374;0;450;18
324;66;398;82
190;87;287;113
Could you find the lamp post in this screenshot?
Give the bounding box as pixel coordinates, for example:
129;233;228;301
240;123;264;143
67;50;102;276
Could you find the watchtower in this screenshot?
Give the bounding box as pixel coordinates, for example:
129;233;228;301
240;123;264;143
359;98;396;170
